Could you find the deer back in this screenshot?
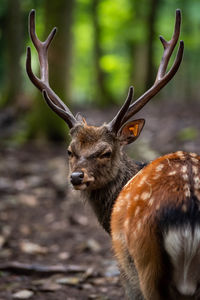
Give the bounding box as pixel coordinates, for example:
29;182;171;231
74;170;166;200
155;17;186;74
111;151;200;299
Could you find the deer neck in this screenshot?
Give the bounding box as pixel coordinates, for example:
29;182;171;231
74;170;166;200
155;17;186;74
82;153;146;234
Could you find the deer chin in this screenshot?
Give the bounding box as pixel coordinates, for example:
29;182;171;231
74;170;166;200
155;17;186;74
73;182;90;191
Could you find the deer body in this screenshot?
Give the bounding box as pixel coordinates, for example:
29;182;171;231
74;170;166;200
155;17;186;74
26;8;200;300
112;151;200;299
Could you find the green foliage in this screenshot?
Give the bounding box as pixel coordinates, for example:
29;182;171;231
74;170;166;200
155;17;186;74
1;0;200;142
177;126;198;142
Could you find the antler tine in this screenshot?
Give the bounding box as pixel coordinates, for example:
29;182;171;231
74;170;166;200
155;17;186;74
108;86;134;133
42;90;76;129
156;9;181;81
123;40;184;122
110;9;184;129
26;9;77;128
29;9;57;83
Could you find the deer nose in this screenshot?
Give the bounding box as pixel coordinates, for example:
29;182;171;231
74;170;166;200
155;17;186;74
70;171;84;186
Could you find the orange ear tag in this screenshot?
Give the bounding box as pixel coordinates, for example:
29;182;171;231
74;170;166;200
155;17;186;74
129;124;139;136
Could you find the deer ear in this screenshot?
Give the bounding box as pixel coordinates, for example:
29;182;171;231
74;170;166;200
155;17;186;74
119;119;145;145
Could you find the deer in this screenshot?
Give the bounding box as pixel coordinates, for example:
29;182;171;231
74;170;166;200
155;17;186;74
26;8;200;300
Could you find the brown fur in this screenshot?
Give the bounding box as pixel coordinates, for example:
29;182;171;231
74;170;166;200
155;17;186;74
111;151;200;300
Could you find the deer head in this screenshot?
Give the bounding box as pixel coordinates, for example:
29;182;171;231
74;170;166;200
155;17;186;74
26;9;184;192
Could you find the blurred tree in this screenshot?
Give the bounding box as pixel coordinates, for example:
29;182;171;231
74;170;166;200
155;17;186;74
27;0;75;141
91;0;114;106
3;0;23;106
145;0;160;89
1;0;200;144
127;0;147;95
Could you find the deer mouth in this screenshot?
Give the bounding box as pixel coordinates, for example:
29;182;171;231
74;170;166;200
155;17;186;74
73;182;90;191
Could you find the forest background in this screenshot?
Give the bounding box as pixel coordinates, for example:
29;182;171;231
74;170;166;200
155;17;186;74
1;1;200;299
1;0;200;145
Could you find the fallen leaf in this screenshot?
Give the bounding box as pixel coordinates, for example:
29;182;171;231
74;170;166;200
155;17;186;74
12;290;34;299
58;251;70;260
56;276;81;285
20;241;48;255
87;239;101;253
39;281;61;292
18;194;38;207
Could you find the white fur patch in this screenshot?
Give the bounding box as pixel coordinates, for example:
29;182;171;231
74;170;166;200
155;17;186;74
164;226;200;296
141;191;150;201
191;157;199;164
134;206;140;216
168;170;177;176
181;165;187;173
192;165;198;175
176;151;186;160
112;231;125;243
138;175;148;187
156;164;164;172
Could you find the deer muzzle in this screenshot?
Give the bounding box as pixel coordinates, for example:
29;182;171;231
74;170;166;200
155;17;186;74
70;171;84;186
70;170;94;190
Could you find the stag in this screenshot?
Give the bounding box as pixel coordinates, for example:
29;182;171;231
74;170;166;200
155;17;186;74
26;9;200;300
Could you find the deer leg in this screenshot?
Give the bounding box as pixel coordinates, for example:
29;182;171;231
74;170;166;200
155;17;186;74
120;272;144;300
117;250;145;300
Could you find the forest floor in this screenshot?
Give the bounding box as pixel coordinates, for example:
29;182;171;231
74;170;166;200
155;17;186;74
0;145;124;300
1;99;200;300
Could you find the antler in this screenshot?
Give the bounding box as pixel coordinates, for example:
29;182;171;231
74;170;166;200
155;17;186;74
109;9;184;133
26;9;77;129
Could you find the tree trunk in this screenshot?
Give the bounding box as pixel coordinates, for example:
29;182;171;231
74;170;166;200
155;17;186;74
145;0;160;89
3;0;23;106
28;0;75;141
91;0;114;106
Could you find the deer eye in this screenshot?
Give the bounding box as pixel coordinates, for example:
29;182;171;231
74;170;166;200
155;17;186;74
100;151;112;159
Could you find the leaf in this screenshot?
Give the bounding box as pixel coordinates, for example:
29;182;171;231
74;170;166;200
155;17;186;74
12;290;34;299
19;241;48;255
56;276;81;285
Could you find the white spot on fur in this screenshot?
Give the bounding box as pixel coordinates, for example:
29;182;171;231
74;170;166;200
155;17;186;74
194;176;200;190
148;197;155;206
156;203;160;211
138;175;148;187
134;206;140;217
143;214;148;223
156;164;164;172
113;200;124;213
181;165;187;173
183;183;191;198
192;165;198;175
124;193;131;201
164;226;200;296
136;221;142;231
176;151;186;160
191;157;199;164
141;191;150;201
182;204;187;212
168;170;177;176
183;174;189;181
134;195;139;201
152;173;160;180
190;152;198;158
166;158;172;168
113;205;121;213
112;231;125;243
124;218;129;230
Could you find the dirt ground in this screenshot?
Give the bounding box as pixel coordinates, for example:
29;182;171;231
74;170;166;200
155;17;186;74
0;145;125;300
1;100;200;300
